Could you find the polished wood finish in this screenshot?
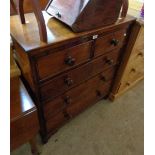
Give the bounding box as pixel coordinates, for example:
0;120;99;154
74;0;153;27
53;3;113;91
46;76;112;134
94;28;128;57
109;20;144;100
43;66;117;117
10;80;39;154
10;12;135;52
46;0;128;32
40;51;119;102
10;12;136;142
36;41;93;80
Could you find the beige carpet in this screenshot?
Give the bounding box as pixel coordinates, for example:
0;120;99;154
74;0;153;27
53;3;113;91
11;80;144;155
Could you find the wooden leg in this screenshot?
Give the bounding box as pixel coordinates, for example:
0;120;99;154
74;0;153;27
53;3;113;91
10;0;17;14
18;0;26;24
121;0;129;18
29;137;39;155
31;0;47;43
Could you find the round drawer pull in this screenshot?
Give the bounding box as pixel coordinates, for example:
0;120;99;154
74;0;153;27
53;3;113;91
137;52;143;57
100;74;107;82
111;39;119;46
65;56;75;66
63;110;72;119
64;77;74;86
64;96;72;105
126;82;130;86
131;68;136;73
96;90;102;97
105;58;114;65
56;12;61;18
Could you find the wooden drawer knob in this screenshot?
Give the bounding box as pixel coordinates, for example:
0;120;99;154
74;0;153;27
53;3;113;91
105;58;114;65
111;39;119;46
64;96;72;105
63;110;72;119
137;52;143;57
65;56;76;66
131;68;136;73
100;74;107;82
126;82;130;86
96;90;102;97
64;77;74;86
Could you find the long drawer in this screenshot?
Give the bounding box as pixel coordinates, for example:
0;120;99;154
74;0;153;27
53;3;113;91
66;80;112;118
36;41;93;81
44;73;113;133
94;29;127;57
40;49;120;102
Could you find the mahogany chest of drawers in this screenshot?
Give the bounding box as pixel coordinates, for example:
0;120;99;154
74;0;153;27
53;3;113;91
10;12;136;142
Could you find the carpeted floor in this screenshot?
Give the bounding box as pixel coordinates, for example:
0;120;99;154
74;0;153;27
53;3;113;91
11;80;144;155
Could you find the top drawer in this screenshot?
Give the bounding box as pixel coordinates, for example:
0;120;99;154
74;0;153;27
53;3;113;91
36;41;93;81
95;29;127;57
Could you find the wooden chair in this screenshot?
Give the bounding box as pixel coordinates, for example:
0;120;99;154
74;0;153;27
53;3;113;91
10;0;48;43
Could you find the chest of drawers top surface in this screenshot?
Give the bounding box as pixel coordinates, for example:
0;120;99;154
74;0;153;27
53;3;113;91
10;11;136;52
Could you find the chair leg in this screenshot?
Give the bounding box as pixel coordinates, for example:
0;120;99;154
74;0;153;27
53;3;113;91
18;0;26;24
10;0;17;14
31;0;47;42
16;0;47;42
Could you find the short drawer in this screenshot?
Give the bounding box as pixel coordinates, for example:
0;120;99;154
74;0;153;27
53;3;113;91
36;41;93;81
40;49;120;102
130;48;144;62
119;58;144;92
127;60;144;81
95;29;127;57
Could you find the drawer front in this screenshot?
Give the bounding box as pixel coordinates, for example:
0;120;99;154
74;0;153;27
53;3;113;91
46;111;67;133
130;48;144;62
44;97;65;120
36;41;93;81
128;57;144;81
95;29;127;57
66;80;112;118
40;49;120;102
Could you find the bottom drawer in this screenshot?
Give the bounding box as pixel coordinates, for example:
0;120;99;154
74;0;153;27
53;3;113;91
46;111;67;133
66;81;112;118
